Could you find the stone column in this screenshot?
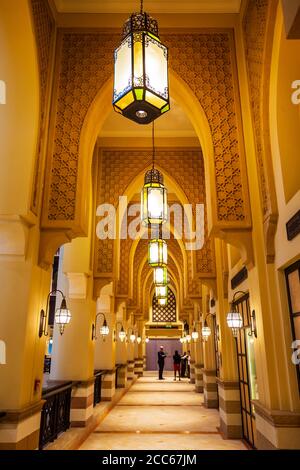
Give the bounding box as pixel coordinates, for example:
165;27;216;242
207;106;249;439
50;242;96;427
115;307;128;388
0;223;50;449
214;239;242;438
94;290;116;402
194;321;204;393
202;286;218;408
126;321;135;382
134;319;144;377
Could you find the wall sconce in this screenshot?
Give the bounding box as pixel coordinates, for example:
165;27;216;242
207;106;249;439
201;313;213;342
127;328;136;343
115;322;126;342
136;336;142;344
191;322;199;341
92;313;109;340
248;310;257;338
39;289;71;337
227;291;245;337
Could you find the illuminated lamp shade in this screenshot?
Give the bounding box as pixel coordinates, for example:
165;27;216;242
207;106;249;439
113;9;169;124
227;311;243;337
55;298;71;335
130;333;136;343
100;319;109;337
192;329;199;340
137;336;142;344
155;285;168;299
153;266;168;286
145;337;150;343
158;297;167;306
119;327;126;342
141;169;167;226
201;322;211;342
148;238;167;267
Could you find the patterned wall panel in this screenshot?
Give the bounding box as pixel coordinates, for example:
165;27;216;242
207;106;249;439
243;0;278;218
153;289;177;323
43;30;250;230
95;147;214;278
30;0;55;213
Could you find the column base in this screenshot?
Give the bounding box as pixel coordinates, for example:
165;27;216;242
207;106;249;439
217;379;242;439
190;361;195;384
127;360;134;381
253;400;300;449
117;364;127;388
134;358;143;377
203;369;218;408
0;401;43;450
70;379;94;427
101;370;116;402
195;364;204;393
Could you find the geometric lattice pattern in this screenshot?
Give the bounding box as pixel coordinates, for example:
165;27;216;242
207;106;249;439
152;289;176;323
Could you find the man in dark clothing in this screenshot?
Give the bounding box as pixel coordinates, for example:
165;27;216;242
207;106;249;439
157;346;167;380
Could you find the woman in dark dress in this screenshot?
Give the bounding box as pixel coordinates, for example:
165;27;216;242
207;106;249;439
173;350;181;381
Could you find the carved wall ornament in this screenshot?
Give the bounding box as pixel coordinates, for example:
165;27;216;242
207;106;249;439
41;29;250;230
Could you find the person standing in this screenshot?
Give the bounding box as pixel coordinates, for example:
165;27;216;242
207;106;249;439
187;350;191;378
173;350;181;381
157;345;167;380
181;352;187;378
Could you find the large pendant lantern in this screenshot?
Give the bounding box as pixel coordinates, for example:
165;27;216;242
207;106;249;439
148;238;167;267
113;0;170;124
141;168;167;226
155;285;168;299
153;266;168;286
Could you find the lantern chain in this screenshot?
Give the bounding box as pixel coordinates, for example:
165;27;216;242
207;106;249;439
140;0;144;14
152;120;155;170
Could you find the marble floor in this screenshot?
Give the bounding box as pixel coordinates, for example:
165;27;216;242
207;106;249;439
79;372;248;451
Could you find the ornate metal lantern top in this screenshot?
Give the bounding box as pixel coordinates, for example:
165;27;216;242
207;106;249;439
122;11;159;40
144;168;164;185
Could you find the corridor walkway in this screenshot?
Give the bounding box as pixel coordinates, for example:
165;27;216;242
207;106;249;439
79;372;248;450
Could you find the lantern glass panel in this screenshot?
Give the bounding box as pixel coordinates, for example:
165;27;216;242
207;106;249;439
155;285;168;298
158;297;167;306
145;36;168;99
133;35;143;86
55;308;71;326
148;239;167;267
114;37;132;102
153;267;167;285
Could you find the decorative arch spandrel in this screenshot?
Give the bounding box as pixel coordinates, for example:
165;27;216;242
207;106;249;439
40;29;251;266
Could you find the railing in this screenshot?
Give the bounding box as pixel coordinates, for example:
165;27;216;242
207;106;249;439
93;370;105;407
39;381;72;450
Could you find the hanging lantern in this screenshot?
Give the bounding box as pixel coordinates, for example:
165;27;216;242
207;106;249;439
227;311;243;337
158;297;167;306
148;238;167;267
55;298;71;335
137;336;142;344
145;337;150;343
113;1;170;124
141;169;167;226
153;266;168;286
155;285;168;299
